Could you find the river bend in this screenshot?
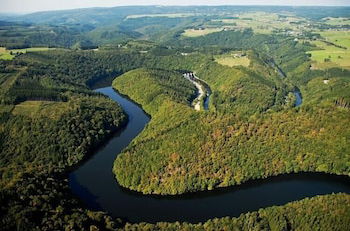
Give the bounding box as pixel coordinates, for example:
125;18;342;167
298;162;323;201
69;86;350;223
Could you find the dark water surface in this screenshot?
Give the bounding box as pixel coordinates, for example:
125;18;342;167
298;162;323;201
69;86;350;223
294;89;303;107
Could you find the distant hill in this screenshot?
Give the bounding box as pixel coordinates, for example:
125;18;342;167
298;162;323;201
3;6;349;26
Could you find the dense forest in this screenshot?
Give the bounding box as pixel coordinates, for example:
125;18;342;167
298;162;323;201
112;62;350;195
0;4;349;231
0;56;127;230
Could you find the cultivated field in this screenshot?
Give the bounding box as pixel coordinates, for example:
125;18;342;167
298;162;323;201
215;53;250;67
182;28;223;37
211;12;307;34
307;31;350;70
0;47;14;60
0;47;55;60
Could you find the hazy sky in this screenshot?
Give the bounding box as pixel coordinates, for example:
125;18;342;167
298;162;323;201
1;0;350;13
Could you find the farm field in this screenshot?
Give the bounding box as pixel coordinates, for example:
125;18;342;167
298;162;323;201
211;12;307;34
323;17;350;26
307;31;350;70
215;53;250;67
0;47;14;60
0;47;56;60
182;28;223;37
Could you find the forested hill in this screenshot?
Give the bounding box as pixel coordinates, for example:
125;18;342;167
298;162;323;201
0;51;128;229
3;6;349;24
1;5;349;49
112;54;350;195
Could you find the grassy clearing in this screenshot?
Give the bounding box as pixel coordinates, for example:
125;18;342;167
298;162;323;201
12;100;69;120
0;47;56;60
0;47;14;60
215;53;250;67
307;31;350;70
182;28;223;37
319;31;350;48
11;47;55;53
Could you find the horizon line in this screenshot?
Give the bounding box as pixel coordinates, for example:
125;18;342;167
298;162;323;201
1;4;349;15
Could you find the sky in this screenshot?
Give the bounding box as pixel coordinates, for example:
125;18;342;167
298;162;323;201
1;0;350;13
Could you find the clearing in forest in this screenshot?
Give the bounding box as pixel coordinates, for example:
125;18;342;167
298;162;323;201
215;52;250;67
12;100;69;120
182;28;223;37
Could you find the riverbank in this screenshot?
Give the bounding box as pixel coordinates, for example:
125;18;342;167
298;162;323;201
183;72;210;111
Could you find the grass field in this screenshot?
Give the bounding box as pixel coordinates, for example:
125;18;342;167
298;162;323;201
182;12;306;37
319;31;350;48
323;17;350;26
213;12;305;34
11;47;55;53
12;100;69;120
215;53;250;67
182;28;223;37
0;47;14;60
307;31;350;70
0;47;56;60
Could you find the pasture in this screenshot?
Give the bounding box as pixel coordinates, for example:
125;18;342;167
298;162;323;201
182;28;223;37
307;31;350;70
0;47;14;60
0;47;56;60
212;12;305;34
12;100;69;120
215;53;250;67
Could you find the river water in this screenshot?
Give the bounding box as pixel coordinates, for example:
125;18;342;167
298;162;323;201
69;86;350;223
294;89;303;107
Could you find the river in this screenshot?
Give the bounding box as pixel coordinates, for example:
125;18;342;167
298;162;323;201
69;86;350;223
294;89;303;107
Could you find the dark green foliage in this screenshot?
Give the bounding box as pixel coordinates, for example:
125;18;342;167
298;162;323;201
0;22;93;49
0;58;127;230
0;171;123;231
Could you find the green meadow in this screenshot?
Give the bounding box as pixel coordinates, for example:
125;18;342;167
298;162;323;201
0;47;56;60
215;53;251;67
182;28;223;37
307;31;350;70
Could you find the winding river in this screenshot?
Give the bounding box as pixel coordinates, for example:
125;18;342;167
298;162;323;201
69;86;350;224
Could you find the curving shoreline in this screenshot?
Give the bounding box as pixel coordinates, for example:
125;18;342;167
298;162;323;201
69;86;350;223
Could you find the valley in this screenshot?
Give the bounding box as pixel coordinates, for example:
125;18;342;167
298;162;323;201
0;4;349;231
